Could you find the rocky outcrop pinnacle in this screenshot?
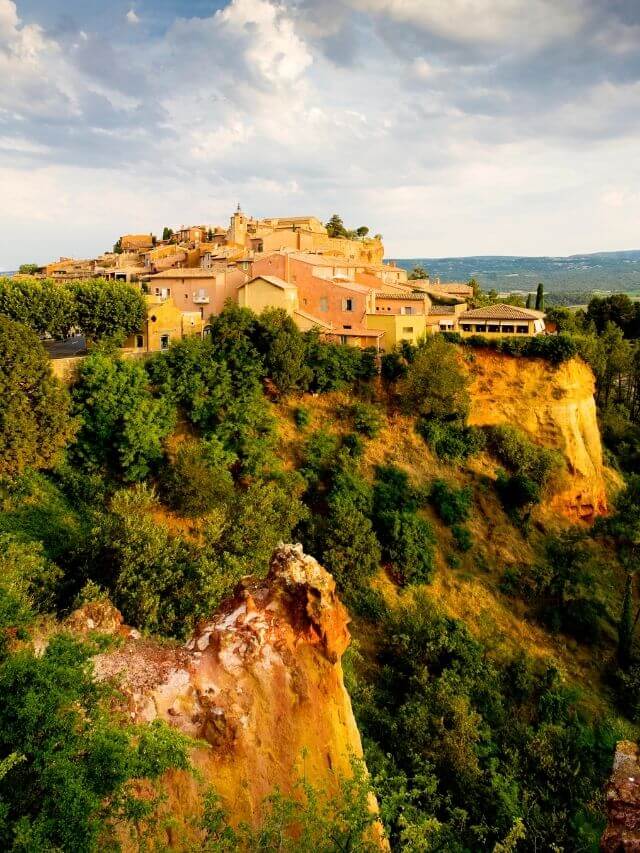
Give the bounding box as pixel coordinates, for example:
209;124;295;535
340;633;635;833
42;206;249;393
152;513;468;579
601;741;640;851
88;544;381;846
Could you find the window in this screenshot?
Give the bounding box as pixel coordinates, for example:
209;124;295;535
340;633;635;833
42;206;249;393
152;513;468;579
516;325;528;334
402;327;414;334
404;306;414;315
474;324;487;332
135;334;144;349
342;298;354;312
488;324;499;332
339;335;348;345
160;334;170;350
502;325;514;333
319;297;329;312
461;324;472;332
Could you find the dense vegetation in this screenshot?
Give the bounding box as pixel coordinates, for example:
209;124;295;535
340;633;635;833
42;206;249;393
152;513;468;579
1;287;639;850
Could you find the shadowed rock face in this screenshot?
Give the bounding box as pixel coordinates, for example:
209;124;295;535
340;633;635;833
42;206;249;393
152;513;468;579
465;350;611;521
602;741;640;852
89;544;379;846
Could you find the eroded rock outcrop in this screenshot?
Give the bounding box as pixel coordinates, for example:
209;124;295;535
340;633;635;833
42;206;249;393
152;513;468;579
601;741;640;851
465;349;610;521
90;544;379;845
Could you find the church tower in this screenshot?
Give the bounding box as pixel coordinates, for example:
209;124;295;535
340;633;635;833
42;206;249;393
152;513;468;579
229;204;248;247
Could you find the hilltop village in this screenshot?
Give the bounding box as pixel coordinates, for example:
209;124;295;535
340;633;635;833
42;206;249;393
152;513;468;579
34;208;547;355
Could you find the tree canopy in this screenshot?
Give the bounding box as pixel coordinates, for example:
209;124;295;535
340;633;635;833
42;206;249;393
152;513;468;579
0;317;76;481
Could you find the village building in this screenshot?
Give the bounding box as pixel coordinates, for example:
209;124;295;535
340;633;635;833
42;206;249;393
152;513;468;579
225;208;384;265
457;304;546;336
120;234;155;252
145;266;248;322
238;275;384;348
122;295;203;353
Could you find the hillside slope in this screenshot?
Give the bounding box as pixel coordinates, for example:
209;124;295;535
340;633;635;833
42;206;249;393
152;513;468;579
465;350;610;520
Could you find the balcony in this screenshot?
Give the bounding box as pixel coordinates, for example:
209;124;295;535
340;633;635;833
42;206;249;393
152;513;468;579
193;294;210;304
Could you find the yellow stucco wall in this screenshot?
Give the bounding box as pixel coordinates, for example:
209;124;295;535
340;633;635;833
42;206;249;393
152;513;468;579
237;278;298;315
365;313;430;352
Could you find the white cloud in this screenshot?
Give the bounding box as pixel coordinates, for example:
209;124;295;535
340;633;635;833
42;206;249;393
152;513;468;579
350;0;585;46
126;9;140;25
215;0;312;85
0;0;639;268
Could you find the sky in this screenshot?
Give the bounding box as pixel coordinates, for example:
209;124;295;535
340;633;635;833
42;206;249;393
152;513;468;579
1;0;640;269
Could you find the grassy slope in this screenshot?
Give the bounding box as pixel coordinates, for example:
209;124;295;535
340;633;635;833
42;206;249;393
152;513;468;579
275;391;627;720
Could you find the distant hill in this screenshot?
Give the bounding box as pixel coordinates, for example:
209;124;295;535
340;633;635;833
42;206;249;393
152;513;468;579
390;251;640;303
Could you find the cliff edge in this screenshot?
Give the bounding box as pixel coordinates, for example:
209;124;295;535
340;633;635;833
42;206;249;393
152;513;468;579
465;349;609;521
87;544;379;847
601;741;640;851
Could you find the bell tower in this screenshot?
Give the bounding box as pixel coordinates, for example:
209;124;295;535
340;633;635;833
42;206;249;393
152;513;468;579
229;203;248;247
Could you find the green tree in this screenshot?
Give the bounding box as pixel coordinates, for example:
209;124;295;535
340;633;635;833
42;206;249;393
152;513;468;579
408;265;428;280
325;214;348;238
255;308;312;395
0;277;76;339
535;282;545;311
17;264;39;275
0;631;190;851
72;351;175;481
356;226;370;239
162;226;174;241
0;318;76;481
70;279;146;343
400;336;470;421
525;294;533;309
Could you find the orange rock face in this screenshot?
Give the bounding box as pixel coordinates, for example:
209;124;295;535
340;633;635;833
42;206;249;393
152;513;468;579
92;544;376;843
602;741;640;851
465;349;609;521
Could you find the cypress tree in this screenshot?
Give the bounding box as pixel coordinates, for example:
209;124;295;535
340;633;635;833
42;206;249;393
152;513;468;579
526;294;533;309
618;572;634;668
535;282;545;311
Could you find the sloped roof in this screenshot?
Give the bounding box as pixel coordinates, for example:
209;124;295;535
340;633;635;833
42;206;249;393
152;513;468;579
244;275;297;290
459;304;545;321
293;309;333;330
429;305;456;315
433;282;473;295
376;290;426;300
149;269;218;279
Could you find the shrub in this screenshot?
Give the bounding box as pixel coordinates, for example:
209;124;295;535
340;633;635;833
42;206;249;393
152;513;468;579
294;406;310;428
487;426;560;482
342;432;365;458
372;465;417;518
452;524;473;552
351;402;382;438
430;480;473;525
380;351;407;382
496;470;540;510
161;437;235;516
379;510;435;585
416;419;486;461
321;492;381;592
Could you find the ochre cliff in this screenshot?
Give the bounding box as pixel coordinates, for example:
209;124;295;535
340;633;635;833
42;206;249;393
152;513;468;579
464;349;608;521
601;741;640;851
87;544;379;847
